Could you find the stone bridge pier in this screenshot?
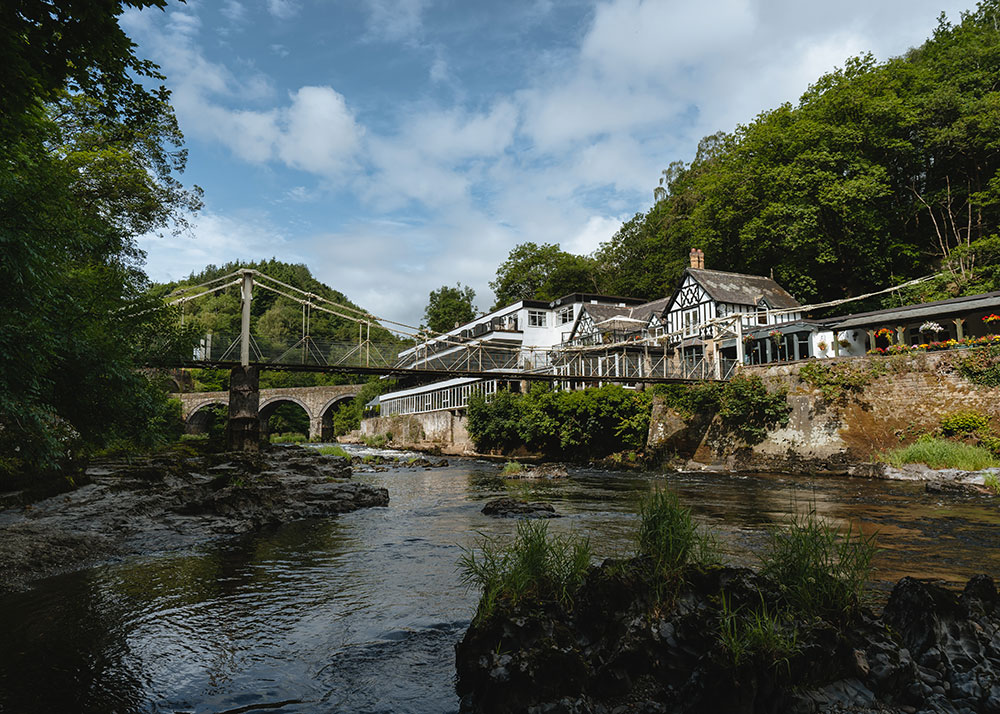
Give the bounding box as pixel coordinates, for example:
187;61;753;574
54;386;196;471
175;383;364;442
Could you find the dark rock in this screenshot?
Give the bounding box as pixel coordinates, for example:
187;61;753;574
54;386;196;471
457;563;1000;714
0;446;386;591
482;497;559;519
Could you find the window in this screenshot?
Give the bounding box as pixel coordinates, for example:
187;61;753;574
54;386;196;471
528;310;546;327
558;306;573;325
682;308;698;337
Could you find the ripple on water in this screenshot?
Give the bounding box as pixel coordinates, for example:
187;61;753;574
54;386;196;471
0;460;998;713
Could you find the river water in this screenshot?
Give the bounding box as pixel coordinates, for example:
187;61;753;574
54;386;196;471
1;447;998;713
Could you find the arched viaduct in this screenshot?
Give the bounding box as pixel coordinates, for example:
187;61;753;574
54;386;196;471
175;384;363;441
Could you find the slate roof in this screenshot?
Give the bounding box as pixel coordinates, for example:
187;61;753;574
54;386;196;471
832;291;1000;329
686;268;801;309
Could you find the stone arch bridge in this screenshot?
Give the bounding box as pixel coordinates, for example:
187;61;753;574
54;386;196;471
175;384;363;441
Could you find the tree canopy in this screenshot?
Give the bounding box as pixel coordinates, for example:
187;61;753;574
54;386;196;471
490;242;599;309
424;283;477;333
496;3;1000;308
1;2;201;479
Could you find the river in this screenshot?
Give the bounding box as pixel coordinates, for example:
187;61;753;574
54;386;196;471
1;446;998;713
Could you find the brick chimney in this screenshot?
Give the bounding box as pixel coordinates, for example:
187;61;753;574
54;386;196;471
689;248;705;269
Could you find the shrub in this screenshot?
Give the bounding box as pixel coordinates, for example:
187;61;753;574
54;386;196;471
939;410;991;436
500;461;524;476
467;384;654;459
957;343;1000;387
798;360;887;404
714;374;790;445
980;435;1000;458
459;520;592;622
316;445;350;458
269;432;307;443
759;511;877;619
637;489;716;579
881;435;998;471
984;473;1000;495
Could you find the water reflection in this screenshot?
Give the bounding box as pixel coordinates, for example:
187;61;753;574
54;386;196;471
0;457;998;713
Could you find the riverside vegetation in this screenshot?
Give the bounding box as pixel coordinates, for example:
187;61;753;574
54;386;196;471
465;375;789;461
456;490;1000;713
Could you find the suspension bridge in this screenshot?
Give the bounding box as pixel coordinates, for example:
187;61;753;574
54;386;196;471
148;269;737;384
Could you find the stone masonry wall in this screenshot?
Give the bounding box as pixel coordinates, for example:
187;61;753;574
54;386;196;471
700;351;1000;473
360;411;474;455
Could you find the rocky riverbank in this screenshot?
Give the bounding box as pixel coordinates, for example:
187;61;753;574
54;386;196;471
0;445;388;592
456;561;1000;714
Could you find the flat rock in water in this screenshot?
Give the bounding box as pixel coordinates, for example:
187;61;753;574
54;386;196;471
481;497;559;518
0;445;388;591
507;464;568;480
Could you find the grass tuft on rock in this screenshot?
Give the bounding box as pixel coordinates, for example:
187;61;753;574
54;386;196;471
315;445;351;459
500;461;524;476
759;511;877;619
637;488;717;579
459;520;591;622
880;435;998;471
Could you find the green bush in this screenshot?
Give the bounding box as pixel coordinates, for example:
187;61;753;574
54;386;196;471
984;473;1000;495
637;489;716;579
798;360;887;404
759;511;878;619
316;445;350;458
881;435;998;470
939;410;991;436
467;384;653;459
500;461;524;476
980;435;1000;457
652;375;789;446
459;520;592;622
270;432;307;444
957;343;1000;387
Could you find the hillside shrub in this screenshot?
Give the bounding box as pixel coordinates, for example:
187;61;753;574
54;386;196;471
798;360;887;404
939;410;991;436
957;343;1000;387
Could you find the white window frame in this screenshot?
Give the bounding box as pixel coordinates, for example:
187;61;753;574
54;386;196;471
558;306;573;325
682;308;699;337
528;310;547;328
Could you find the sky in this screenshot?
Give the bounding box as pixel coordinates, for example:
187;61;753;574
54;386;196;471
127;0;973;332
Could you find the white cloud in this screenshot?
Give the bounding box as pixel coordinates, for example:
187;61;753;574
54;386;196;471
220;1;246;24
564;215;627;256
139;211;299;284
267;0;299;20
276;87;363;175
362;0;427;43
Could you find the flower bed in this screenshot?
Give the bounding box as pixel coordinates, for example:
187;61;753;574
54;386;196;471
867;333;1000;355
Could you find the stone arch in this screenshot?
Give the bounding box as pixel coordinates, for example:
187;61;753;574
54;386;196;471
186;401;228;435
318;392;359;442
258;396;312;441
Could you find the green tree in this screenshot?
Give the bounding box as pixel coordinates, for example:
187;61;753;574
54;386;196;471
424;283;477;333
490;242;599;309
1;2;201;479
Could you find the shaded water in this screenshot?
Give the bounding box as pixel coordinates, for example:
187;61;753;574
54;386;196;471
1;450;998;713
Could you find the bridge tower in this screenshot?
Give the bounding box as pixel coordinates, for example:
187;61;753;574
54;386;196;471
227;270;260;451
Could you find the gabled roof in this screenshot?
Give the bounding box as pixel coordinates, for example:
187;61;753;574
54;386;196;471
685;268;801;310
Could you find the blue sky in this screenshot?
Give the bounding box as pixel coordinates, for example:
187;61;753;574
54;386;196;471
127;0;972;331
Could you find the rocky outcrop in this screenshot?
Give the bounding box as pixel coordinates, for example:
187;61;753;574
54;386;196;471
455;561;1000;714
0;446;388;591
481;498;559;519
